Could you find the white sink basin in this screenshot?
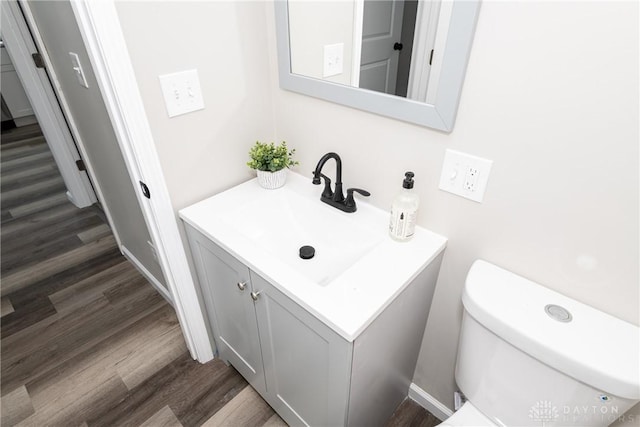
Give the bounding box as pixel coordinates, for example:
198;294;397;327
180;172;446;341
217;187;382;286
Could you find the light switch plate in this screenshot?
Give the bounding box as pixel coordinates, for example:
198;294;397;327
323;43;344;77
158;69;205;118
69;52;89;89
439;149;493;202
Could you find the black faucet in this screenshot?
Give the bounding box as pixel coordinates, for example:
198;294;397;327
312;152;370;213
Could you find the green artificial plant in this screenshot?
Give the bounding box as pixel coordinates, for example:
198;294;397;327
247;141;298;172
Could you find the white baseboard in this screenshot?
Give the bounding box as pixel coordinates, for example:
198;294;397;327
408;383;454;421
66;190;93;209
121;246;174;306
66;191;77;208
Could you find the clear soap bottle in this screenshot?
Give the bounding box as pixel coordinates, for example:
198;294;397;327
389;172;419;241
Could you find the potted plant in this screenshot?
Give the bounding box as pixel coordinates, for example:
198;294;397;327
247;141;298;189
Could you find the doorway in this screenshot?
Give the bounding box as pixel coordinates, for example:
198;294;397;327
1;0;215;363
2;0;169;301
0;28;96;209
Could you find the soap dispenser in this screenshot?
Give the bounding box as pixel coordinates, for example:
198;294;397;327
389;172;419;241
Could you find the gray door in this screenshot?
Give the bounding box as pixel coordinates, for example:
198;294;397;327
359;0;405;94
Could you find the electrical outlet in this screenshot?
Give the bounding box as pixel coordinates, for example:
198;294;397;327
439;150;493;202
463;167;479;191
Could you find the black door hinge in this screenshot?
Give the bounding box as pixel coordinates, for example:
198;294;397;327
75;159;86;171
429;49;434;66
139;181;151;199
32;52;46;69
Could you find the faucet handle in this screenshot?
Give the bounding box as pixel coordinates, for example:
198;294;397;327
345;188;370;210
347;188;370;197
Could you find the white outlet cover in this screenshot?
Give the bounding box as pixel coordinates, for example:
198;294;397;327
159;69;205;117
439;149;493;202
323;43;344;77
69;52;89;89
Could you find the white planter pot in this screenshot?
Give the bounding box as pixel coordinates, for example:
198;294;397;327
256;169;287;189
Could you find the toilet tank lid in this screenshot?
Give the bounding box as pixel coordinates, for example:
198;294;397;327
462;260;640;400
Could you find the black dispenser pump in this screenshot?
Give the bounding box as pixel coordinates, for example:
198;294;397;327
403;171;415;189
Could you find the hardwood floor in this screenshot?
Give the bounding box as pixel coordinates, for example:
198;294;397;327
0;123;439;427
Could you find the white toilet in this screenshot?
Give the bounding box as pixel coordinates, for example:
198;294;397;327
438;260;639;427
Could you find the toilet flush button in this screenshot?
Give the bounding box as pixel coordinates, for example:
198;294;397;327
545;304;573;322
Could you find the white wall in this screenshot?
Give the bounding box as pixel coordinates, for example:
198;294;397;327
288;0;356;85
115;1;275;212
268;0;639;416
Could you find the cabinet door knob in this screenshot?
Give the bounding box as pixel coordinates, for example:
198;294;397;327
250;291;261;301
237;281;247;291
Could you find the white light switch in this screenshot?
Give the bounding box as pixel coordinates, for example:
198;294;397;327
69;52;89;88
158;69;205;117
439;149;493;202
323;43;344;77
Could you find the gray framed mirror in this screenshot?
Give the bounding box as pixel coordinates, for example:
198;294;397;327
275;0;480;132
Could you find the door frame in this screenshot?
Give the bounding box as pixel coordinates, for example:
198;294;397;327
407;0;445;103
68;0;213;362
1;1;97;209
350;0;364;87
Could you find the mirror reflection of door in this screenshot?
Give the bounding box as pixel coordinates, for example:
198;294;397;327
286;0;441;102
359;0;417;96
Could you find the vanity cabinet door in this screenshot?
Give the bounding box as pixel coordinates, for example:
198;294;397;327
185;227;266;395
250;270;353;427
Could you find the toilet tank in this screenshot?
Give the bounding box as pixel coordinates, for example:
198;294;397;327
455;260;639;427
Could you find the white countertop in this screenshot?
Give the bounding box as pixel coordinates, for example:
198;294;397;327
179;172;447;342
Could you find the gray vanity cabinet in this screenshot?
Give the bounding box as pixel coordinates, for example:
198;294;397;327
187;229;267;396
185;224;443;427
251;271;352;426
186;225;351;426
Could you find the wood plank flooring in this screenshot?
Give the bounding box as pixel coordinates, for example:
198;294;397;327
1;123;439;427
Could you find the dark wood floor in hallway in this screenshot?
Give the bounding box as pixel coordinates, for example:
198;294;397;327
0;123;438;427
